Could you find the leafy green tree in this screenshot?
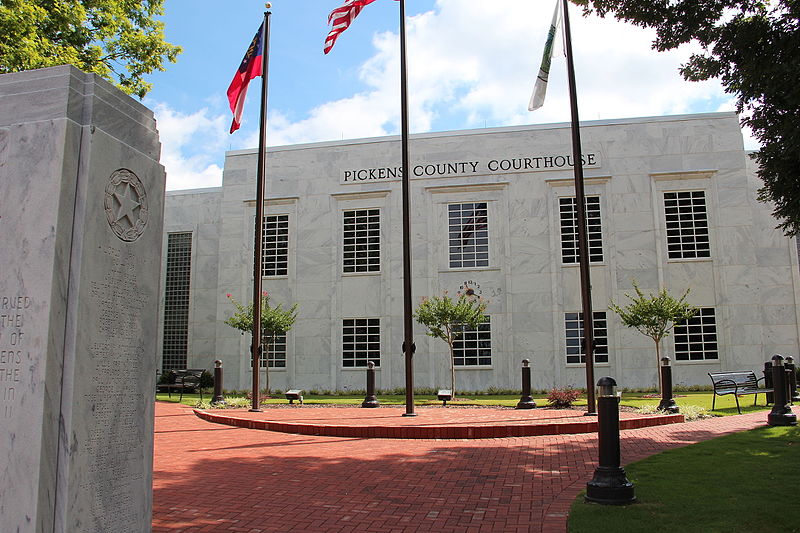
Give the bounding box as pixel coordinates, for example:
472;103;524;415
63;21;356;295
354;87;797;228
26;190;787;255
609;281;697;393
0;0;181;98
573;0;800;235
225;291;298;394
413;291;488;398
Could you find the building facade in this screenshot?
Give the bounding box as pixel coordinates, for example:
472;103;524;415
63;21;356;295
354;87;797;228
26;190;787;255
159;112;800;393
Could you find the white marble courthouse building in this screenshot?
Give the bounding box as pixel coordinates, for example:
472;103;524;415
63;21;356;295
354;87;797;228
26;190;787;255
158;112;800;393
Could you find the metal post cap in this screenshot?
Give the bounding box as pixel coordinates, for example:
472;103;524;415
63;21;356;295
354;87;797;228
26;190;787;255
522;359;530;368
787;356;794;364
367;361;375;369
772;354;785;366
661;356;671;366
214;359;222;367
596;376;617;397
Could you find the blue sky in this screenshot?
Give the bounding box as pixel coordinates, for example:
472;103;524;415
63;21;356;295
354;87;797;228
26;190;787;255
144;0;747;190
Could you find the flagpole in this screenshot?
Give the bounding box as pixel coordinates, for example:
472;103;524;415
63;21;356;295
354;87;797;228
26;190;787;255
399;0;416;417
561;0;596;415
250;8;271;412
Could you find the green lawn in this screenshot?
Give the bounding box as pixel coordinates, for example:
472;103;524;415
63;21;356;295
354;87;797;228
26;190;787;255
156;390;772;416
568;424;800;533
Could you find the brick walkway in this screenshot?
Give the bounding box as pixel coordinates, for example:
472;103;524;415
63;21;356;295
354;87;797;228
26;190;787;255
152;401;780;533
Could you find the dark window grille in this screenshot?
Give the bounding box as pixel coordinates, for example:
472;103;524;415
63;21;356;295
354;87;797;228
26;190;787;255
262;214;289;276
560;196;603;263
162;232;192;372
453;317;492;366
448;202;489;268
674;307;718;361
252;331;287;368
343;209;380;273
664;191;711;259
565;311;609;364
343;318;380;367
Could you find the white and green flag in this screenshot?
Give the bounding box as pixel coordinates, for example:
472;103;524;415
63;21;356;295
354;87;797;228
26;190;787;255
528;0;564;111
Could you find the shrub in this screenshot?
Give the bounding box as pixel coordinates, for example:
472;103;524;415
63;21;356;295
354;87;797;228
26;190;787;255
547;386;581;408
158;370;177;384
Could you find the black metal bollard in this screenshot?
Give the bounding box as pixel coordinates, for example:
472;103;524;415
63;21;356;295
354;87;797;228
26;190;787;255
764;361;774;404
361;361;380;408
787;356;800;404
767;355;797;426
657;356;679;414
585;377;636;505
516;359;536;409
211;359;225;405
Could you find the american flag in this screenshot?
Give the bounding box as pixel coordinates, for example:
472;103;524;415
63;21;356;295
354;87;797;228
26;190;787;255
324;0;395;54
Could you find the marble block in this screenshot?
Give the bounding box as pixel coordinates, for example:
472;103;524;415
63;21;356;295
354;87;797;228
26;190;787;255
0;66;165;533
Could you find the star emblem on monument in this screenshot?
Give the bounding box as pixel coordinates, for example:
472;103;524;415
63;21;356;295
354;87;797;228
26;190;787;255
104;169;149;242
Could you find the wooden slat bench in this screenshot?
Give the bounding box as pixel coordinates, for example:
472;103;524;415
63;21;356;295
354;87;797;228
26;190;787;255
158;369;206;401
708;371;773;414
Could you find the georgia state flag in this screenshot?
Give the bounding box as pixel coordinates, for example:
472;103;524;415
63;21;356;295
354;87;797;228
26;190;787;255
227;22;265;134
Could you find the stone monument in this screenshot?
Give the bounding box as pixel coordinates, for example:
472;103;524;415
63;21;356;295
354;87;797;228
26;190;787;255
0;66;165;532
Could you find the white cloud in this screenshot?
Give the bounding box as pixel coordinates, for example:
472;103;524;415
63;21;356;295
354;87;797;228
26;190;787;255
149;102;229;190
156;0;755;189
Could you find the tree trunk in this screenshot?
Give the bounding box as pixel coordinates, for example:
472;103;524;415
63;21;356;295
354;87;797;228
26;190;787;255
263;334;272;396
447;330;456;399
654;338;662;395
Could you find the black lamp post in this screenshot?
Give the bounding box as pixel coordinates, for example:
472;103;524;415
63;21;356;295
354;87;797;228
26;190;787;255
585;377;636;505
362;361;380;408
657;356;679;414
516;359;536;409
786;356;799;404
767;355;797;426
211;359;225;405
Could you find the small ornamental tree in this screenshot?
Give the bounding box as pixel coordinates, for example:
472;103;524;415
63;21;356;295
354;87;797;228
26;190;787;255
224;291;298;394
609;282;697;394
413;291;488;399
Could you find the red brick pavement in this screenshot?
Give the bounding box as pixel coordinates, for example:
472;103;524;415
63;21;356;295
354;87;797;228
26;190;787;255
192;405;684;439
152;401;782;533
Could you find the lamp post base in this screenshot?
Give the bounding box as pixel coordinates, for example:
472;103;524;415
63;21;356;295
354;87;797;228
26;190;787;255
767;406;797;426
515;396;536;409
585;466;636;505
657;398;679;414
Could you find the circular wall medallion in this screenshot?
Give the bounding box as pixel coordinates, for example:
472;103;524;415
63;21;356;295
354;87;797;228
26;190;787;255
104;169;148;242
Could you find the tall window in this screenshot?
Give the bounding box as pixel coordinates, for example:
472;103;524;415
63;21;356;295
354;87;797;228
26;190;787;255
253;331;287;368
565;311;609;364
560;196;603;263
664;191;711;259
674;307;718;361
162;232;192;371
453;317;492;366
262;214;289;277
448;202;489;268
343;209;380;273
342;318;380;367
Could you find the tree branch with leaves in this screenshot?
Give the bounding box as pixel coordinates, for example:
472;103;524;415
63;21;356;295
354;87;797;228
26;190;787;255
224;291;298;395
0;0;182;98
413;291;488;399
609;281;697;393
573;0;800;235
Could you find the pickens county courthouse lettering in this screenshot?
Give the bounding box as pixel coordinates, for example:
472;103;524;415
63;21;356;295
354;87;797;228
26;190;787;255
157;113;800;393
343;153;598;182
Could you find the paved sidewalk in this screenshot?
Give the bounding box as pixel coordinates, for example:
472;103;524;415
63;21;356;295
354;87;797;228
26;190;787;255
152;401;774;533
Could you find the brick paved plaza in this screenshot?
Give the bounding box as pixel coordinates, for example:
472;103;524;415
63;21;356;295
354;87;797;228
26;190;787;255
152;401;774;533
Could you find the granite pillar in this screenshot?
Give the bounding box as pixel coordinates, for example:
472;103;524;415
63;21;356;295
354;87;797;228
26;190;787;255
0;65;165;533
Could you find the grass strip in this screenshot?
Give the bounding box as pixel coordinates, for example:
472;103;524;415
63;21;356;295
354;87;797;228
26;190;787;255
569;425;800;533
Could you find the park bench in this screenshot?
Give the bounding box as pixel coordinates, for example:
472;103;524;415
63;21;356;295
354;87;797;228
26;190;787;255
708;371;773;414
285;389;304;405
158;369;207;401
